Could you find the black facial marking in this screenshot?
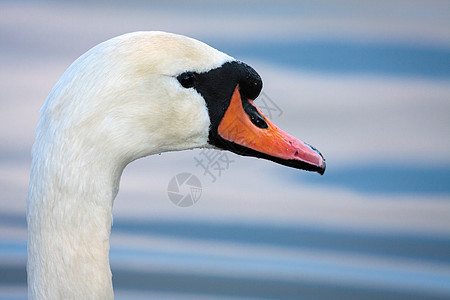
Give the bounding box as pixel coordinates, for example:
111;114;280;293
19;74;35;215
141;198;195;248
185;61;263;136
239;65;263;100
178;60;323;174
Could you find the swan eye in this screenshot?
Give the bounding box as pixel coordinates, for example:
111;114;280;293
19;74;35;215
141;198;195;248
177;72;197;88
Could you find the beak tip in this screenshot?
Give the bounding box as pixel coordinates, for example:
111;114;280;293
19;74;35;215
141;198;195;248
318;161;326;175
304;143;326;175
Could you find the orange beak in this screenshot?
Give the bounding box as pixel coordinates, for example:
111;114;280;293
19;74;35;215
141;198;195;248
217;86;326;174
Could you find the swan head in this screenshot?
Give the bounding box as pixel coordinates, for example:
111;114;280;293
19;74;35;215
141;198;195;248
41;31;325;174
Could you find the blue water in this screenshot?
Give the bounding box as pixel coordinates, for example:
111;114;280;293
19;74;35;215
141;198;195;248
1;214;450;299
216;40;450;79
290;164;450;195
2;214;448;263
2;3;450;299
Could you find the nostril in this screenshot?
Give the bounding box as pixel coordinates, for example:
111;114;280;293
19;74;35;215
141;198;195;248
242;98;268;129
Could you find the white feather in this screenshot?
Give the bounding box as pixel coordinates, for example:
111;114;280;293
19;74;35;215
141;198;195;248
27;31;233;299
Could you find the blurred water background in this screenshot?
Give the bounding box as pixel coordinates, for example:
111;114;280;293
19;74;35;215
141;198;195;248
1;1;449;299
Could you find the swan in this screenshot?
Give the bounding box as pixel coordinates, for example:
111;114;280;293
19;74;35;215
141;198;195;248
26;31;325;299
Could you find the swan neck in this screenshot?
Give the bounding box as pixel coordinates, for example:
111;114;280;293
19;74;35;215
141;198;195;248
27;142;121;299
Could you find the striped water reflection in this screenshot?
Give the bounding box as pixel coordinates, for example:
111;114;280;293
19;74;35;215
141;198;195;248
1;1;450;299
1;214;450;299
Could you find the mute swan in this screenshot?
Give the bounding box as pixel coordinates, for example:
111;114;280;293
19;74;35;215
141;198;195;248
27;31;325;299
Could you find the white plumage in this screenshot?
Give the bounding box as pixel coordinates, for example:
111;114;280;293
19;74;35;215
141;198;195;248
27;32;232;299
27;31;325;299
